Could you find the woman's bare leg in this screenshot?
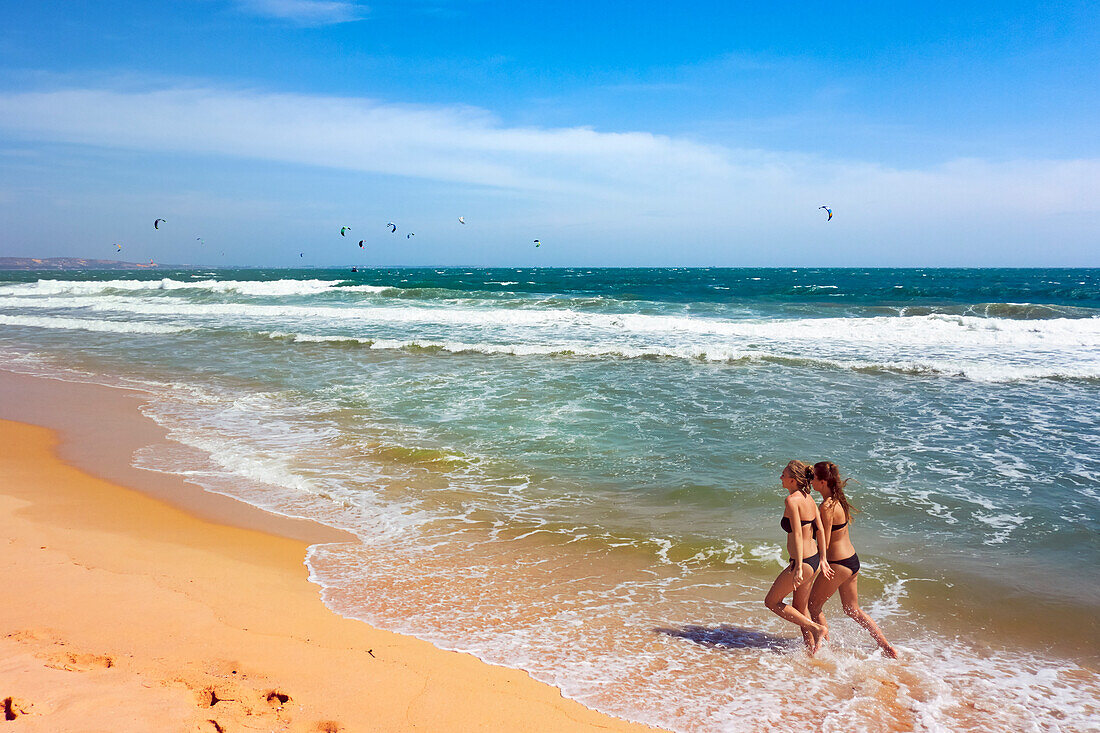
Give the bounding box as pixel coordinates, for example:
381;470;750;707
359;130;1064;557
793;565;819;649
764;564;826;652
837;575;898;659
808;565;853;643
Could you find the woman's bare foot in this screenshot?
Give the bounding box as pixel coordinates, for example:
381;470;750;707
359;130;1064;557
880;642;898;659
807;623;826;654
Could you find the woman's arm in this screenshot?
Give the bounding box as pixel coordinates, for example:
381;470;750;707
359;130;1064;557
818;499;833;552
787;496;805;587
815;502;834;579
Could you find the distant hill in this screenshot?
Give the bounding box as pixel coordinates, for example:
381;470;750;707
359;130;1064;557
0;257;188;270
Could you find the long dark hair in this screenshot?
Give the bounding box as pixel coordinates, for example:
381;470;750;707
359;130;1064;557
813;461;858;521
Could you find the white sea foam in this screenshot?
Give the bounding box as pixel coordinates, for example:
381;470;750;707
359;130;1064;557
4;278;1100;386
0;277;389;296
0;313;187;334
305;531;1100;733
5;287;1099;380
128;385;432;542
263;332;1100;382
7;292;1100;346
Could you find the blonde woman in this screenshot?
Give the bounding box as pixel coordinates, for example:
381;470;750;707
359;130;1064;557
763;460;833;652
808;461;898;658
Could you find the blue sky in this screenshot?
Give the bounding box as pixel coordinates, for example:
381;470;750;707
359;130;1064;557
0;1;1097;266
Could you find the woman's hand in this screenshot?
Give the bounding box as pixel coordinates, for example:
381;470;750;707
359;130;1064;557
793;563;805;587
821;558;835;580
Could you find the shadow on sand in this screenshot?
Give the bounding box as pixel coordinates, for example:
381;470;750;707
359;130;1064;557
655;624;796;653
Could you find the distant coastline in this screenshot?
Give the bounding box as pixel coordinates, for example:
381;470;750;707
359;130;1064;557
0;257;191;270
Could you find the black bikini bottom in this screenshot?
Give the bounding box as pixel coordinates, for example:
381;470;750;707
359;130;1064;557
831;553;860;575
788;552;820;573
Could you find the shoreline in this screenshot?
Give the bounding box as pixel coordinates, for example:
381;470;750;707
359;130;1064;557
0;381;660;731
0;369;353;545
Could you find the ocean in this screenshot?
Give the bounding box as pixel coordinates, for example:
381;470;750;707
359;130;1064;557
1;267;1097;731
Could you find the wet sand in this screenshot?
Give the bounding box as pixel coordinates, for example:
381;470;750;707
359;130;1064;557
0;412;660;731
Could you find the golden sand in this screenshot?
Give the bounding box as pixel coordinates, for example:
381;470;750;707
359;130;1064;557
0;419;660;732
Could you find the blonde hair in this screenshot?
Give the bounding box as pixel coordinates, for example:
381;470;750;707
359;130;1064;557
784;459;814;495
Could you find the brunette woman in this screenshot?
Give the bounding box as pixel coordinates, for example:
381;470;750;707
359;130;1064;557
807;461;898;658
763;460;832;652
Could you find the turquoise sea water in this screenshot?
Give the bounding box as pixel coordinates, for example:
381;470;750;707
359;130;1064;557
1;267;1098;731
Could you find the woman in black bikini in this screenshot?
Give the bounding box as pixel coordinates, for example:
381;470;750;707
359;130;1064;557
807;461;898;658
763;460;832;652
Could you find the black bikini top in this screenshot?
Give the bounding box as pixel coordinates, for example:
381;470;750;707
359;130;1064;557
832;521;848;531
780;516;815;535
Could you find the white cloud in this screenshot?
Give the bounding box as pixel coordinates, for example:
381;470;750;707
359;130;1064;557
0;83;1097;263
235;0;366;25
0;87;733;199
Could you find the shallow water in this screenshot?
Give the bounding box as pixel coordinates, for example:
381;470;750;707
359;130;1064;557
1;267;1097;731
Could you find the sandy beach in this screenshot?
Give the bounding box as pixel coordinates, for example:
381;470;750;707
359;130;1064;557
0;410;659;732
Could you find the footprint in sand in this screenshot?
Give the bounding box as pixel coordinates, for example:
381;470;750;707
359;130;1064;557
7;629;116;672
265;690;291;708
6;628;61;645
41;651;114;672
3;697;32;720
